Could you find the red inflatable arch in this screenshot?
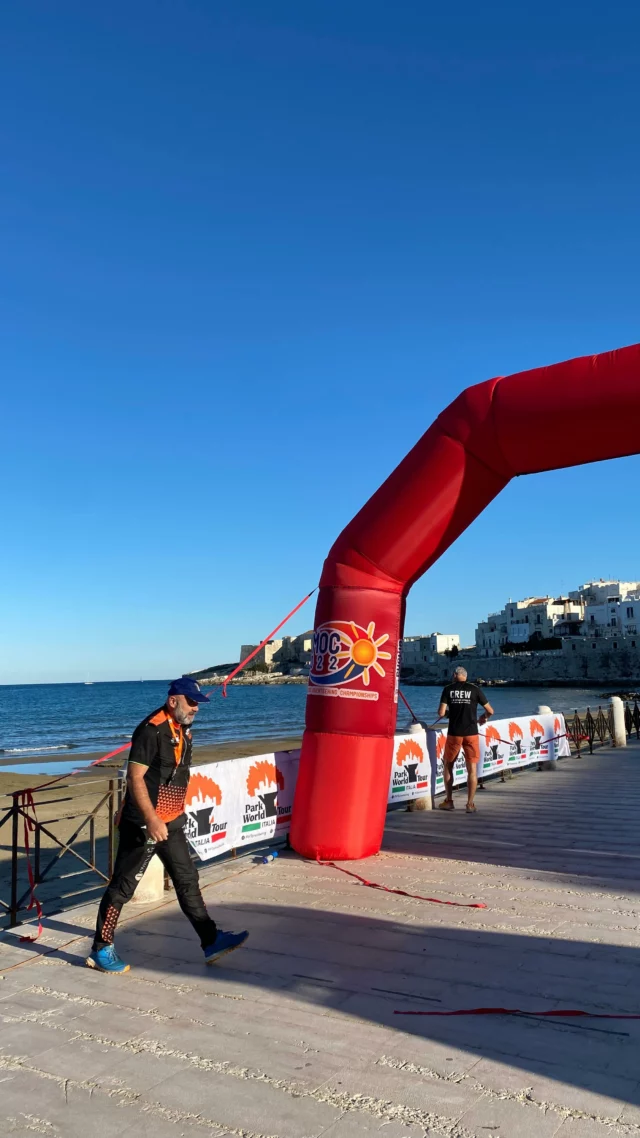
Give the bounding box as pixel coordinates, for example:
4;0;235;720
290;343;640;861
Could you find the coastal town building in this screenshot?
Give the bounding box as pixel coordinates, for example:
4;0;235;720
238;632;314;673
475;596;584;657
569;579;640;606
401;633;460;672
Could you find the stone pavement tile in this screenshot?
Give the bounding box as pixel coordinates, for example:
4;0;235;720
238;978;352;1017
30;1033;137;1082
145;985;274;1030
241;927;441;977
323;1063;482;1119
0;1018;76;1062
374;1008;627;1081
507;1020;640;1083
0;973;38;999
0;1067;127;1138
319;1114;427;1138
469;1057;636;1121
67;1000;163;1042
120;1113;231;1138
0;986;94;1025
235;1002;382;1059
552;924;640;949
619;1097;640;1125
553;1117;626;1137
132;1015;350;1091
94;1048;195;1095
376;1034;481;1079
150;1065;341;1138
0;945;36;970
245;1001;406;1062
460;1093;564;1137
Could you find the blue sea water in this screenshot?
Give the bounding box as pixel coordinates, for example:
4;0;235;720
0;679;623;775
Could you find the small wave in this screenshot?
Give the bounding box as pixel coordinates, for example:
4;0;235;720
0;743;78;754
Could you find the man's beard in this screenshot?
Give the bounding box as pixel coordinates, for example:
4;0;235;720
173;707;196;726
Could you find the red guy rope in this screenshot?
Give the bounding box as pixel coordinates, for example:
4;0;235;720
318;860;486;909
398;690;420;722
220;588;317;697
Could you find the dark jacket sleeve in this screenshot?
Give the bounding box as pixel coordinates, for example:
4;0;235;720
128;724;158;768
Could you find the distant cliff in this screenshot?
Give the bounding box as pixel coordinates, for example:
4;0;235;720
199;673;307;687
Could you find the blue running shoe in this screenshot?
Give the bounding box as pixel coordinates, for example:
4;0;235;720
86;945;130;974
204;929;249;964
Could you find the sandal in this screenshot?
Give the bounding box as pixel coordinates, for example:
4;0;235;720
438;799;455;811
466;804;476;813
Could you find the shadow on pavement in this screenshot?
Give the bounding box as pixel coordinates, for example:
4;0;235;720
92;897;640;1110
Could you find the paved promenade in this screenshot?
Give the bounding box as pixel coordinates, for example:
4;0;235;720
1;742;640;1137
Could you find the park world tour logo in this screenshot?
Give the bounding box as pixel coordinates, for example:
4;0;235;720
309;620;392;702
434;731;466;790
509;720;524;756
484;724;503;766
184;774;227;847
241;760;290;840
529;717;548;758
391;738;429;795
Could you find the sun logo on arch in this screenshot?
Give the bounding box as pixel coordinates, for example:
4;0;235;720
310;621;393;687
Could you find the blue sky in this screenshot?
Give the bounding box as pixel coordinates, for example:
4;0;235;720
2;1;639;683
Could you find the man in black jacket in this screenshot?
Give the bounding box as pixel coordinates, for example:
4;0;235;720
87;676;248;973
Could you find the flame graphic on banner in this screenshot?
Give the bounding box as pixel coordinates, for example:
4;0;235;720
187;774;222;809
554;716;562;735
436;734;447;759
247;760;285;797
396;738;423;767
529;718;545;737
485;725;501;746
508;721;524;740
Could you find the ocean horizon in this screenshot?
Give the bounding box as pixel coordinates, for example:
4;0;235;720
0;678;626;774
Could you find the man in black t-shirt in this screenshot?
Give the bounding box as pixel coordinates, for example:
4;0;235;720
437;667;493;813
87;676;248;974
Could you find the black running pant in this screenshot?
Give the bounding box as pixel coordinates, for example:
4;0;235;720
93;819;217;951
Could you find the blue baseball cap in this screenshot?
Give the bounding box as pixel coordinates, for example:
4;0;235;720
168;675;211;703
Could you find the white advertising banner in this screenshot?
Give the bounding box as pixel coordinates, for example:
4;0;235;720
388;729;431;803
426;712;569;795
184;749;299;862
185;715;569;860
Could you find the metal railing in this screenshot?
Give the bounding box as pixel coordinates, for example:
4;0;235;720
564;700;640;754
0;776;117;930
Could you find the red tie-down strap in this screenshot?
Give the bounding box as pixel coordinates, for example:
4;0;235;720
17;790;44;942
220;589;317;697
398;690;420;722
395;1008;640;1019
318;861;486;909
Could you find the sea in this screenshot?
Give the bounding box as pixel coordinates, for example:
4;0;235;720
0;679;624;776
